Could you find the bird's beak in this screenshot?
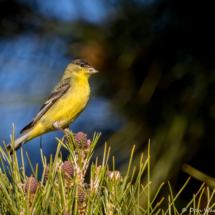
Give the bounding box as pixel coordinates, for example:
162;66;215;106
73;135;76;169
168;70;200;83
87;67;99;74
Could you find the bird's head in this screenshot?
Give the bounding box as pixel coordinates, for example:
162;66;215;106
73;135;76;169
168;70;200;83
65;59;98;79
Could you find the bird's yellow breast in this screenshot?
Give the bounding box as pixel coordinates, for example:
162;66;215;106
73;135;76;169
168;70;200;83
50;78;90;127
28;75;90;140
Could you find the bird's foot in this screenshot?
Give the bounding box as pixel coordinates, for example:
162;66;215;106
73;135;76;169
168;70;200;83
53;122;70;144
63;127;70;135
53;122;77;145
53;122;69;134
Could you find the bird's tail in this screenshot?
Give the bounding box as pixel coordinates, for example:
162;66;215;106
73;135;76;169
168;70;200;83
6;131;31;155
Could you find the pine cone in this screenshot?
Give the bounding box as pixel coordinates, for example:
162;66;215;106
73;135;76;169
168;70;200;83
45;166;49;180
75;132;88;149
78;188;86;203
106;171;113;178
25;176;38;194
62;161;74;179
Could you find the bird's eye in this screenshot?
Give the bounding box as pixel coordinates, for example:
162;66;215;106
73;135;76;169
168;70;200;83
80;64;84;67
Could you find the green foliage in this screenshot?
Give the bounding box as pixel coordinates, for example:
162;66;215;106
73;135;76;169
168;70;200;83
0;126;214;214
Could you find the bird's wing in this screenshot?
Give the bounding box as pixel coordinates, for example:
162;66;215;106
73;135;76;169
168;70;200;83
20;78;71;134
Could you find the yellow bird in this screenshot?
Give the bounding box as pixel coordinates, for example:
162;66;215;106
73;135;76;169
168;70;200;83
6;59;98;154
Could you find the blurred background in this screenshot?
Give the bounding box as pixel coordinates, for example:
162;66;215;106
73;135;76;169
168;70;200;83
1;0;215;209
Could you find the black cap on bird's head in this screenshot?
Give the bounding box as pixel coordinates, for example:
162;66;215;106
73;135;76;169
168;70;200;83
71;59;98;74
72;59;91;67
